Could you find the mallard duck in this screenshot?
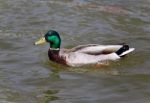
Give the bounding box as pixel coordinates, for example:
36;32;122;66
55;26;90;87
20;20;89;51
34;30;135;67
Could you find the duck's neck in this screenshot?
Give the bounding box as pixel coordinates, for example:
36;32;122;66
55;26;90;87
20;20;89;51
48;35;61;49
49;40;60;49
49;47;60;51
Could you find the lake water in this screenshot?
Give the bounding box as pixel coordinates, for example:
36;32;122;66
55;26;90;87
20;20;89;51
0;0;150;103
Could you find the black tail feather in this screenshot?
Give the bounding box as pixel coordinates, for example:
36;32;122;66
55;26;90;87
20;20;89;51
115;45;129;56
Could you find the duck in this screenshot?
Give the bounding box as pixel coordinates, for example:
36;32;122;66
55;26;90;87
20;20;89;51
34;30;135;67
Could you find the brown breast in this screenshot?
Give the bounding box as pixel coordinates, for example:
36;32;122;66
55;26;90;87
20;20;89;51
48;49;66;65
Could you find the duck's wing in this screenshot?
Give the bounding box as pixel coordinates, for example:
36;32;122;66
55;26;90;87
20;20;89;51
70;44;123;55
69;44;99;52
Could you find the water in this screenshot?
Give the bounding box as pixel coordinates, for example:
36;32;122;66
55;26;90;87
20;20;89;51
0;0;150;103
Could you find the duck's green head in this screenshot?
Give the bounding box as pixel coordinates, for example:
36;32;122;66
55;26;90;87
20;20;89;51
35;30;61;49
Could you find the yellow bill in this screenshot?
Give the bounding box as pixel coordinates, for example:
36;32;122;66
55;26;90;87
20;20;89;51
34;37;46;45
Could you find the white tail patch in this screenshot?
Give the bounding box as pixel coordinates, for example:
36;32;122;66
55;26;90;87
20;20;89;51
119;48;135;57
